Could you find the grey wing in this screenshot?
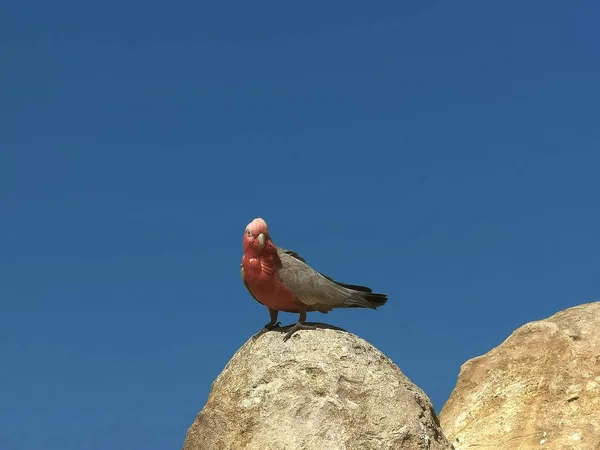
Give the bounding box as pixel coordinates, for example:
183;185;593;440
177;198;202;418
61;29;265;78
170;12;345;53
279;248;377;293
277;248;387;311
240;263;264;305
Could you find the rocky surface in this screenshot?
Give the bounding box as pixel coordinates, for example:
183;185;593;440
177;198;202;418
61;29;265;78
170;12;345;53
183;323;453;450
440;301;600;450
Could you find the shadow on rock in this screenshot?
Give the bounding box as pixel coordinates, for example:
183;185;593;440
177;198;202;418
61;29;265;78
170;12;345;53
252;321;348;340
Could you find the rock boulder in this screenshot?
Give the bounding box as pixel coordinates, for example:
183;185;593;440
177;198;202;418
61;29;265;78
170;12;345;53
183;324;452;450
440;301;600;449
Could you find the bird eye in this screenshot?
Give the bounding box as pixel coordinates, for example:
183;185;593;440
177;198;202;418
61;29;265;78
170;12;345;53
246;230;252;237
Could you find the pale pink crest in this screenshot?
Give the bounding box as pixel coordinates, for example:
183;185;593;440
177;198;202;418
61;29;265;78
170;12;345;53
246;217;269;235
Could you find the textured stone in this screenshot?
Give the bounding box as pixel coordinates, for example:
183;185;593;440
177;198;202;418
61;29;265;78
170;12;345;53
183;324;452;450
440;301;600;450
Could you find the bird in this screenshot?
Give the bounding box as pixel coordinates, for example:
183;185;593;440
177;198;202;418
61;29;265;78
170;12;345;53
240;217;388;341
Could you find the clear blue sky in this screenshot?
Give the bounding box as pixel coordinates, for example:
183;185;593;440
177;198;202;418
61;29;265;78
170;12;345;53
1;1;599;449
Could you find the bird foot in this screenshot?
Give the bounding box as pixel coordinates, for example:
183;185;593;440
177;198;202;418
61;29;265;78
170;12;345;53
283;322;317;342
254;321;282;338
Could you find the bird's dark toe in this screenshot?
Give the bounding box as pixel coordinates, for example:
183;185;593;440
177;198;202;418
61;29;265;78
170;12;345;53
283;323;317;342
264;321;281;330
254;321;282;339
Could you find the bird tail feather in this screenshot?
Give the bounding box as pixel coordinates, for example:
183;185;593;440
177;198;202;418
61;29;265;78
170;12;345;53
343;290;388;309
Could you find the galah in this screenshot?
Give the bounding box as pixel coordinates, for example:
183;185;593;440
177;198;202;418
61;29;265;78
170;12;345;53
240;218;388;341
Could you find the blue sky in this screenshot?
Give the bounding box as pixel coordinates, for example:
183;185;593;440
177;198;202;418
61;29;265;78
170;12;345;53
1;1;599;448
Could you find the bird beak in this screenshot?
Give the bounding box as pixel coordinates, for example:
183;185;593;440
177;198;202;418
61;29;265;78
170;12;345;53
257;233;266;248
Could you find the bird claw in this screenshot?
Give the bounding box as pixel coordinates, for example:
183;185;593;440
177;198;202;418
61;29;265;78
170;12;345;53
283;323;317;342
254;321;282;339
267;321;282;330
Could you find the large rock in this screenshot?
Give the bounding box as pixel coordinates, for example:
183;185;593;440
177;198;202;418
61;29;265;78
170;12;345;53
183;324;453;450
440;301;600;450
